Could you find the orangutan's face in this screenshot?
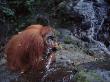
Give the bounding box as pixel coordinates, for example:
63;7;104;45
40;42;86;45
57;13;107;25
45;32;58;57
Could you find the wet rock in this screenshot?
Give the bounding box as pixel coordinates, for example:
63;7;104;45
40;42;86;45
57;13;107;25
56;29;95;66
56;28;73;43
108;45;110;51
96;16;110;49
58;0;108;39
0;63;77;82
55;0;110;59
85;40;110;58
74;69;110;82
41;67;77;82
56;28;110;59
55;28;110;82
0;58;6;65
56;0;110;51
0;65;20;82
57;44;90;65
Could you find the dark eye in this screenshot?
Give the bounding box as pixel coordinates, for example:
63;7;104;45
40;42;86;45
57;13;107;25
48;36;54;40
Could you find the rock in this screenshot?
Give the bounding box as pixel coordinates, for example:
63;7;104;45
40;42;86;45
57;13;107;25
57;0;108;38
56;0;110;51
0;58;6;65
96;16;110;48
85;40;110;58
108;45;110;51
56;28;110;59
74;69;110;82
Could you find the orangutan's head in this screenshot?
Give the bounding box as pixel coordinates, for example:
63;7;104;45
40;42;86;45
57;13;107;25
40;26;58;63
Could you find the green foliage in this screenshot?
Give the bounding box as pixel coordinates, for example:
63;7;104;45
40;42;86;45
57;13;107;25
55;30;61;37
0;6;14;16
25;0;36;14
0;2;14;16
64;36;73;44
74;70;104;82
36;0;44;5
25;0;35;5
0;0;69;34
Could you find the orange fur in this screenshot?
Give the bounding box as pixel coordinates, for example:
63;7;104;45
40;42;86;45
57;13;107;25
5;24;55;72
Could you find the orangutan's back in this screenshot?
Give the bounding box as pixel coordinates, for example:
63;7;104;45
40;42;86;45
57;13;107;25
5;25;45;72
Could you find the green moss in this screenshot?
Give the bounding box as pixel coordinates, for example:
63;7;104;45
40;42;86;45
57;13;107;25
75;71;89;82
55;30;61;37
74;70;104;82
64;36;73;44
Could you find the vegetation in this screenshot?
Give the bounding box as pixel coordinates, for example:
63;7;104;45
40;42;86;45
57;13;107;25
0;0;63;33
74;70;104;82
64;36;73;44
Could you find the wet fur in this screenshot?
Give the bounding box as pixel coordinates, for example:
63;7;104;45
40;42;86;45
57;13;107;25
5;25;54;72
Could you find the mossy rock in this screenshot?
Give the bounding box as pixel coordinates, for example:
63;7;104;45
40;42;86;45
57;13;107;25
74;70;104;82
64;36;73;44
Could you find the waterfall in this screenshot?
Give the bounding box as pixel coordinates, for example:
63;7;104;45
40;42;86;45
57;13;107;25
73;0;108;40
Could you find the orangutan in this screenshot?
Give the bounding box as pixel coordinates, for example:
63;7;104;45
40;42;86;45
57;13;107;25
5;24;58;73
